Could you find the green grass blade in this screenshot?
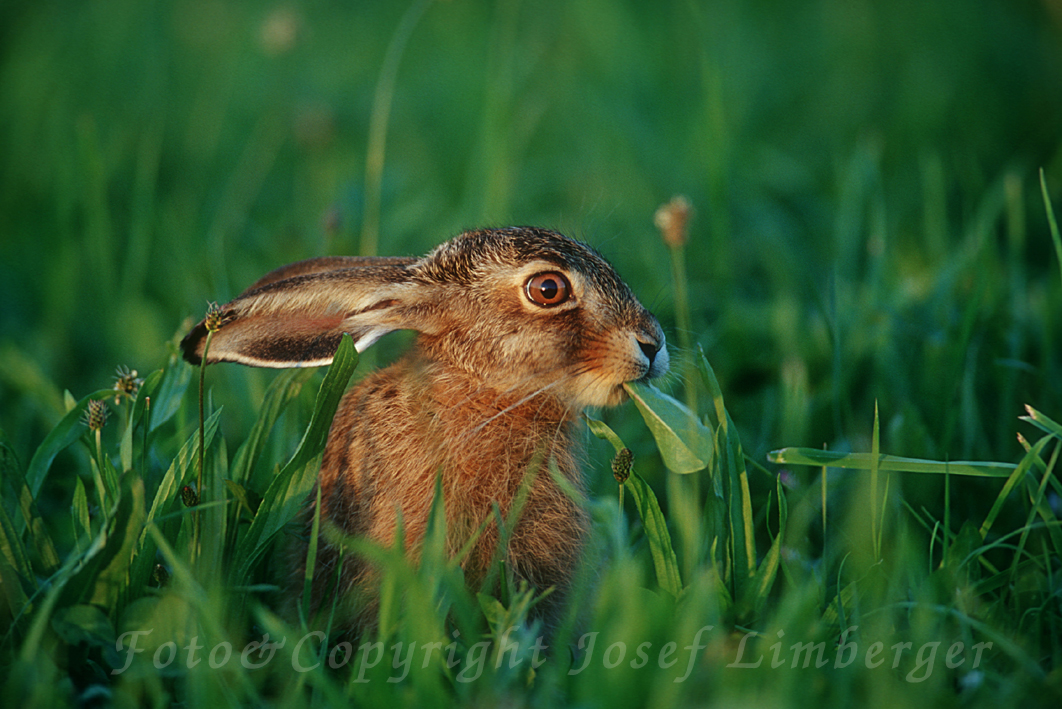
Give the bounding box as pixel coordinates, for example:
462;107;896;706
767;447;1016;478
584;414;624;450
1;441;58;577
871;401;881;558
625;470;683;598
301;483;323;625
979;435;1050;540
230;335;357;585
744;474;787;615
147;356;193;433
1039;167;1062;286
57;474;145;612
119;368;162;473
1021;404;1062;442
129;408;223;593
86;475;146;613
277;335;358;478
141;409;223;537
623;381;713;474
24;388;116;501
72;476;92;548
695;349;728;499
695;347;755;595
586;415;683;597
724;411;756;594
230;368;313;486
0;490;34;597
1019;441;1062;564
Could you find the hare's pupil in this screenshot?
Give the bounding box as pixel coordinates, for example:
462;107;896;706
526;272;570;307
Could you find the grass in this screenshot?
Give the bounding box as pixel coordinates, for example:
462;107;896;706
2;0;1062;706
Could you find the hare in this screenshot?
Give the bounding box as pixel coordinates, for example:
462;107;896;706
181;226;668;636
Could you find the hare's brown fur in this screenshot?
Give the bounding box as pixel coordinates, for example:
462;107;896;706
181;227;667;637
306;352;587;631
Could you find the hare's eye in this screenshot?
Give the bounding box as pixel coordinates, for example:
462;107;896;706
525;272;571;308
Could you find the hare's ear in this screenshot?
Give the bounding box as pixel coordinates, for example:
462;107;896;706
180;258;431;368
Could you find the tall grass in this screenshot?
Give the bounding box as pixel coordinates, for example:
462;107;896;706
2;0;1062;706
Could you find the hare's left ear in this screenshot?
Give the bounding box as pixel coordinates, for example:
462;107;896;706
180;257;435;368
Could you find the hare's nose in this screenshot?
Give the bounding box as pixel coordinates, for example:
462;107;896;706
638;339;660;365
635;330;669;378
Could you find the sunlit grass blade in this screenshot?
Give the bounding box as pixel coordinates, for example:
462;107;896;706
83;475;146;613
586;415;683;597
1008;442;1060;585
767;448;1017;478
625;470;683;598
696;347;755;597
0;491;34;603
140;409;223;540
276;335;358;478
743;474;787;616
1021;404;1062;442
978;435;1050;540
721;410;756;598
1;442;58;577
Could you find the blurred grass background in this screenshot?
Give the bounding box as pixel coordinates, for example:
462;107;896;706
4;0;1062;534
3;0;1062;522
2;0;1062;704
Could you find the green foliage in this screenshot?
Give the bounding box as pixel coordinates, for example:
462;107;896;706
3;0;1062;706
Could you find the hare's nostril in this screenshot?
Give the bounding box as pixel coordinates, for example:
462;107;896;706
638;339;659;365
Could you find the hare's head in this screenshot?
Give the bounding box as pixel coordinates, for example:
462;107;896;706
182;227;668;410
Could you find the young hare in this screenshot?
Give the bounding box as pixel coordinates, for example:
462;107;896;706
181;227;668;635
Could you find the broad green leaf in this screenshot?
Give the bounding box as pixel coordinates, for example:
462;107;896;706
148;356;193;432
224;480;262;519
51;604;116;648
623;381;713;474
767;448;1016;478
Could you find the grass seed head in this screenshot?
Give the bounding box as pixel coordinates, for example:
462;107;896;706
654;195;693;248
612;447;634;484
83;399;109;432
